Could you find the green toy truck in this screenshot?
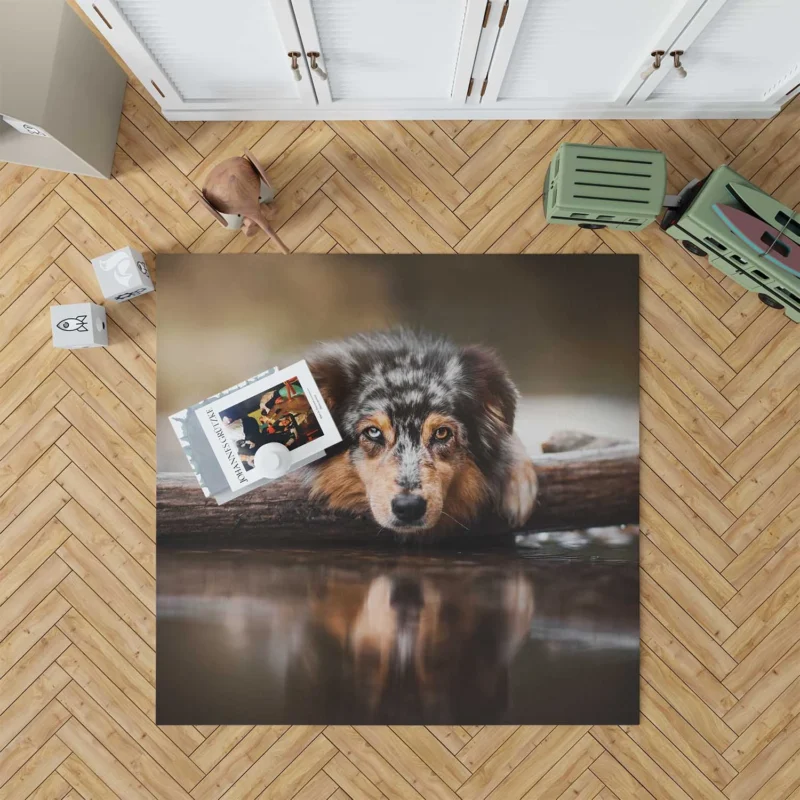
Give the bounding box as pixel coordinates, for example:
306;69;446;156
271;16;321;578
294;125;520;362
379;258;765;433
544;142;800;322
659;165;800;323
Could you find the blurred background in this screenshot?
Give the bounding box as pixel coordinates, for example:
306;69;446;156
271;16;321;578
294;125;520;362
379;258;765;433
157;254;639;472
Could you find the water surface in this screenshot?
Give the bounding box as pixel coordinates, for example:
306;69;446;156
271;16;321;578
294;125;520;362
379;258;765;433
157;534;638;725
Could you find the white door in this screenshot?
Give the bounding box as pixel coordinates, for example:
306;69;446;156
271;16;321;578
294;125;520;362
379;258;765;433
75;0;316;112
478;0;708;111
289;0;486;109
631;0;800;110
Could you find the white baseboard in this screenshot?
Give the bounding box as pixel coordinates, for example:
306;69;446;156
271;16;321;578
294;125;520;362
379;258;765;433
162;103;780;122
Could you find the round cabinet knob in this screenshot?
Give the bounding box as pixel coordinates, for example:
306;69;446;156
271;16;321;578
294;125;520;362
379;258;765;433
288;51;302;81
641;50;665;81
307;52;328;81
670;50;687;79
254;442;292;479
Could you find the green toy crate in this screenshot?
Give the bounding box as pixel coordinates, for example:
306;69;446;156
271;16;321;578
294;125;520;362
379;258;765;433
544;143;667;231
660;165;800;323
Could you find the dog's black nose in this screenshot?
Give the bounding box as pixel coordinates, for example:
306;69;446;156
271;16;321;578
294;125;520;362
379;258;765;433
391;494;427;524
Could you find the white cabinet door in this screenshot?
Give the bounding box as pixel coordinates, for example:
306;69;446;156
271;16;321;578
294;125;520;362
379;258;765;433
632;0;800;110
76;0;316;112
290;0;486;110
479;0;707;111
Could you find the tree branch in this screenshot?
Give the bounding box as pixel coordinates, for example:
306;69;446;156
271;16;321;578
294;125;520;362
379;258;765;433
157;439;639;541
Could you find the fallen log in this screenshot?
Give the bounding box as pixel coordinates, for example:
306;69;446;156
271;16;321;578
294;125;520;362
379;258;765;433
157;439;639;541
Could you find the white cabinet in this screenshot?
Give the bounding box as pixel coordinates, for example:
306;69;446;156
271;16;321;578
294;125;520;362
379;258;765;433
77;0;800;120
480;0;705;107
290;0;485;109
630;0;800;109
79;0;316;111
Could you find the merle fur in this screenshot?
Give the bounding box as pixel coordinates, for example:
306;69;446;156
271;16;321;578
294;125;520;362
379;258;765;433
306;328;519;505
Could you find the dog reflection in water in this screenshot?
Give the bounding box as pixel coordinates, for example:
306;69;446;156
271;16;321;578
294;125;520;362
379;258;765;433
312;571;534;720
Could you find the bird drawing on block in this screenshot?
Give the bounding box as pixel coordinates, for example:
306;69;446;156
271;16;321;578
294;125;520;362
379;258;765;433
197;148;290;254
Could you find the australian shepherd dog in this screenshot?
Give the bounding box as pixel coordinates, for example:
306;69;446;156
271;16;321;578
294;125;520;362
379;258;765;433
305;329;537;534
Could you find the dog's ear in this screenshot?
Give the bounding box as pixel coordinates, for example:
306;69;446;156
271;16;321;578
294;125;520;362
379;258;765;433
461;345;518;432
307;353;349;410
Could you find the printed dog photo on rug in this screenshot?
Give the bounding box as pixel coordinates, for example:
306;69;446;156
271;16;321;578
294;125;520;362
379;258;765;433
156;254;640;725
304;328;537;534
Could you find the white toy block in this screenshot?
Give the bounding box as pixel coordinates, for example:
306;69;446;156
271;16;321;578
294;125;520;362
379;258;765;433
51;303;107;349
91;246;154;302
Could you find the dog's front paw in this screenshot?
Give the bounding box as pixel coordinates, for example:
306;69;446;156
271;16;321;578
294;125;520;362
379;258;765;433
501;436;538;527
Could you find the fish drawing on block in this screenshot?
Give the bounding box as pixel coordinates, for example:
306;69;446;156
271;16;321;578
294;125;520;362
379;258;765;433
713;204;800;277
57;315;89;333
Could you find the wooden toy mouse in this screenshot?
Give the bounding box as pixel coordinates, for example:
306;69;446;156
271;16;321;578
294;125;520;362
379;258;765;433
197;148;290;254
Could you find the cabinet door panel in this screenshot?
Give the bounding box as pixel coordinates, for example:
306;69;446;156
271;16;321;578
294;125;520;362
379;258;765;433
483;0;704;106
78;0;314;110
646;0;800;104
292;0;480;106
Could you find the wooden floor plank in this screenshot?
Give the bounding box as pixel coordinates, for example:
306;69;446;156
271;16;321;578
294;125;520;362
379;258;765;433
639;681;737;790
56;535;154;646
364;120;469;209
641;500;736;608
0;193;69;278
322;136;450;253
111;148;203;249
56;716;159;800
399;120;470;175
0;555;70;643
0;698;70;788
189;726;287;800
641;537;736;644
453;121;506;156
641;610;737;719
324;129;462;249
0;228;68;316
0;170;66;242
116;116;201;212
56;391;154;502
56;427;154;537
0;517;72;610
121;85;202;176
56;572;155;684
57;752;119;800
0;482;70;571
322;752;386;800
454;119;578;229
57;500;154;612
57;681;194;800
0;163;36;206
0;374;69;483
55;463;155;573
0;267;68;358
639;357;735;464
57;645;203;789
249;121;312;174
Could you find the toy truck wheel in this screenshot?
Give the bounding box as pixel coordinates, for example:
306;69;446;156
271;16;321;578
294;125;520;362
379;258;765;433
578;223;606;229
758;293;784;310
682;240;707;257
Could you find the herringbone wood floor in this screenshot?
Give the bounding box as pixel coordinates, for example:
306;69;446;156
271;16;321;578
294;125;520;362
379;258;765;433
2;61;800;799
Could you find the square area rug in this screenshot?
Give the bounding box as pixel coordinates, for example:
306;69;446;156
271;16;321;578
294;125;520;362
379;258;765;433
156;254;640;725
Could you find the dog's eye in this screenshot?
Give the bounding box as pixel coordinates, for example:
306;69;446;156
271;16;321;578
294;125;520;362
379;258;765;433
433;426;452;442
363;426;383;441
